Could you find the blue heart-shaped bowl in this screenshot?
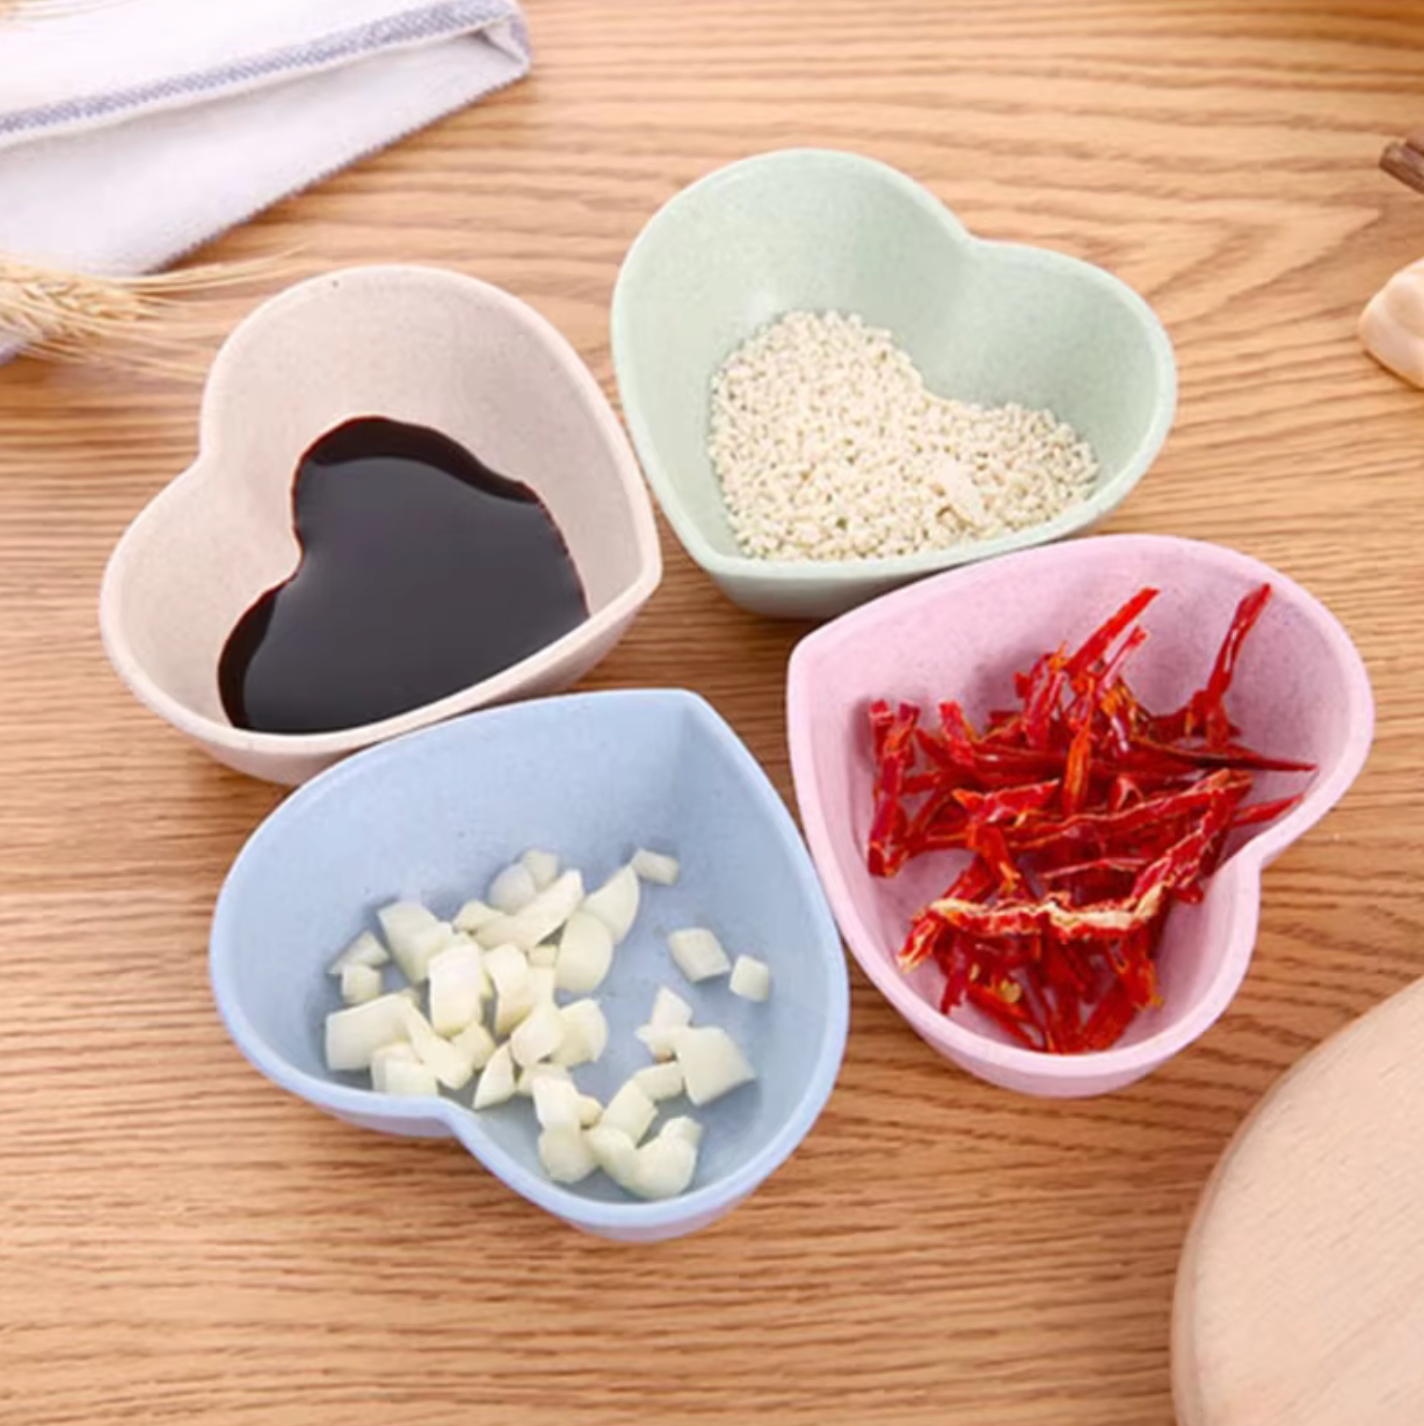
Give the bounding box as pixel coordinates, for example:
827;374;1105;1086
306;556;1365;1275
210;690;849;1241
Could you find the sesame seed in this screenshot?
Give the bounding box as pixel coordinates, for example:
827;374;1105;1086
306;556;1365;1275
708;311;1099;563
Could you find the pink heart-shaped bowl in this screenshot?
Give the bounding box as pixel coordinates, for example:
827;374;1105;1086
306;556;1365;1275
787;534;1374;1097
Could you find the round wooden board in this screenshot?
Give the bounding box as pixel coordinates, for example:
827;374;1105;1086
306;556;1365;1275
1173;978;1424;1426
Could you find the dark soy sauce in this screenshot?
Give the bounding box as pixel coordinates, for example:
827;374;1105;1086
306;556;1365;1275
218;417;588;735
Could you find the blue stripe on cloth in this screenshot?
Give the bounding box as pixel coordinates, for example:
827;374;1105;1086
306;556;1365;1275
0;0;530;140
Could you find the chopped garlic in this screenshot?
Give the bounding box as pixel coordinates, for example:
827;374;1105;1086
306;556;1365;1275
473;1043;516;1109
377;901;452;983
399;1002;475;1091
453;897;499;933
629;1130;698;1200
487;862;538;915
729;954;772;1002
668;927;732;983
320;844;753;1205
509;1000;565;1067
581;865;640;943
382;1058;439;1098
483;943;529;998
659;1115;703;1148
670;1026;755;1106
475;869;585;953
538;1125;597;1184
1360;258;1424;387
632;1061;685;1101
554;910;614;993
551;999;608;1068
631;848;680;885
450;1019;496;1070
586;1125;640;1189
520;848;561;891
601;1080;657;1145
532;1075;583;1131
340;962;382;1005
325;993;411;1072
650;986;693;1028
327;930;389;976
516;1062;573;1097
636;985;693;1061
370;1041;419;1093
635;1024;682;1061
426;940;487;1034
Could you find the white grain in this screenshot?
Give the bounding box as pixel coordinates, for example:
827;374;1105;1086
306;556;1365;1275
708;311;1099;562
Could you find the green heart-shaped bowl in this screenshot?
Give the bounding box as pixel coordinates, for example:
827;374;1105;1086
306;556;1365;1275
611;149;1176;619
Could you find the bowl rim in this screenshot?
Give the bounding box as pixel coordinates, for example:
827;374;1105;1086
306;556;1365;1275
786;533;1375;1086
99;263;663;758
209;687;851;1232
610;146;1178;590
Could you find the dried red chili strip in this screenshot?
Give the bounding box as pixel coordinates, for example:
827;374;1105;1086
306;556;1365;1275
1075;981;1138;1052
1122;736;1314;775
966;980;1045;1051
1061;719;1095;816
869;581;1313;1053
901;789;968;856
1021;647;1068;749
966;823;1028;896
1128;790;1239;904
898;911;951;973
1009;769;1246;853
1230;793;1305;827
928;892;1165;943
897;857;996;969
1041;856;1149;883
867;699;922;877
952;779;1060;824
1065;586;1159;681
1189;583;1273;746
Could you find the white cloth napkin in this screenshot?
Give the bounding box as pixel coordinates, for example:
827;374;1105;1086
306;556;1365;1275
0;0;531;275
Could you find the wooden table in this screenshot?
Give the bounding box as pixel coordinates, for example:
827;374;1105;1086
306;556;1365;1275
2;3;1421;1423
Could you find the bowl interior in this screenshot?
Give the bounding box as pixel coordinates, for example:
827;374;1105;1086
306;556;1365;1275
113;267;654;728
613;149;1174;565
211;690;848;1223
787;535;1371;1065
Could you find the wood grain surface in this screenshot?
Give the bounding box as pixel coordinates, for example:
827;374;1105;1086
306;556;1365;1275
1;3;1422;1424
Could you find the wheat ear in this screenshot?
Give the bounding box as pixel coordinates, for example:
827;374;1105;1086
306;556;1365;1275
0;0;274;373
0;256;276;371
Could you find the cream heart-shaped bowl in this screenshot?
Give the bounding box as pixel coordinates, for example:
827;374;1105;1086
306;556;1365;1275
100;266;662;786
611;149;1176;619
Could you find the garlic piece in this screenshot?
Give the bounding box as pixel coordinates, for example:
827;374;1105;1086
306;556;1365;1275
1360;257;1424;386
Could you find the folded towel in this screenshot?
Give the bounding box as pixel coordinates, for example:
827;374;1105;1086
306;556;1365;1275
0;0;531;276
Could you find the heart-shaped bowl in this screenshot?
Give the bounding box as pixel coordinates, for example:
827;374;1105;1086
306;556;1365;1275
210;689;849;1241
787;534;1374;1097
100;265;662;786
611;149;1176;619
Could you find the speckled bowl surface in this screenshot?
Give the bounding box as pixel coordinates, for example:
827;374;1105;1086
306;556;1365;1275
611;149;1176;618
101;265;662;786
787;535;1373;1096
210;689;849;1242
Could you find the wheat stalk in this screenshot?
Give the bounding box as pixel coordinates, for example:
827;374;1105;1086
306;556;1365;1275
0;255;275;373
0;0;278;373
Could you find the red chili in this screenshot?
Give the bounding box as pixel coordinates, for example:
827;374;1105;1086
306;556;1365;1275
867;584;1313;1054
